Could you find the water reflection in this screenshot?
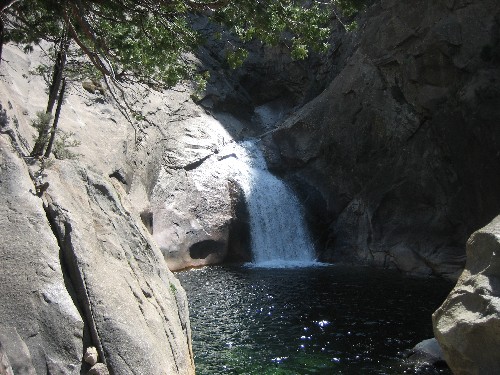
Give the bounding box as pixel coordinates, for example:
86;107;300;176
177;265;453;375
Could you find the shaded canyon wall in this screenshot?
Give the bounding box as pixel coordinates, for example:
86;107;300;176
263;0;500;279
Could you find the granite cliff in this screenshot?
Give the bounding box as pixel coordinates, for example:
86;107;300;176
261;0;500;280
0;46;195;374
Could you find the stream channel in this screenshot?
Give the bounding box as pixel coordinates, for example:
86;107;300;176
177;265;453;375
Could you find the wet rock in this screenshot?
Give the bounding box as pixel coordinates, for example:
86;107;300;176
407;338;446;367
149;113;250;270
433;215;500;375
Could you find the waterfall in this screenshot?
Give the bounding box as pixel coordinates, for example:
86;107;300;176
225;140;317;266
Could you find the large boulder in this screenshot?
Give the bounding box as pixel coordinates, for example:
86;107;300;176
267;0;500;278
433;216;500;375
148;113;251;270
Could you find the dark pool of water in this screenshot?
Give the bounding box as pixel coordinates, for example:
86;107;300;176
177;265;454;375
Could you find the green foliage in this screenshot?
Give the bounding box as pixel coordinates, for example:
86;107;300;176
334;0;368;17
52;129;81;160
226;47;249;69
169;282;177;294
213;0;333;64
191;70;210;101
30;111;52;145
3;0;372;160
345;20;359;32
3;0;370;88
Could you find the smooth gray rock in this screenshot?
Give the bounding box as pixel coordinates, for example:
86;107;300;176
433;215;500;375
44;161;195;375
147;113;250;270
87;363;109;375
0;345;14;375
1;44;196;374
407;338;446;366
0;327;36;375
0;135;84;374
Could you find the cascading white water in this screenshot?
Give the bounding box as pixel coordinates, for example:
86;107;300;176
222;140;317;266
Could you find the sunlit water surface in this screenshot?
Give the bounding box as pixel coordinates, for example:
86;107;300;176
177;265;453;375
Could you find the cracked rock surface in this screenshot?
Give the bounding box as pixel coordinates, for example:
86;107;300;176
0;136;83;374
0;44;196;374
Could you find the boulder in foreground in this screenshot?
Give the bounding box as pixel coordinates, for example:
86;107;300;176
433;215;500;375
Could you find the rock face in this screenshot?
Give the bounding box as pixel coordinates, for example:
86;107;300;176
433;215;500;375
44;162;195;375
267;0;500;278
0;45;195;374
146;113;251;270
0;136;83;374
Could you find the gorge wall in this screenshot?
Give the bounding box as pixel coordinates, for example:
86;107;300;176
1;0;500;371
260;0;500;279
126;0;500;278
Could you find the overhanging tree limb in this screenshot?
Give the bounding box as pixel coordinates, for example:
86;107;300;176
63;8;112;77
0;0;19;12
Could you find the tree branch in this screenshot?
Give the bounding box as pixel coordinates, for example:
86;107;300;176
0;0;19;13
63;9;112;77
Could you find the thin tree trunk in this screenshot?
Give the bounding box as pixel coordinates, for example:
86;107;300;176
44;78;66;158
46;34;70;113
31;29;69;156
0;15;4;65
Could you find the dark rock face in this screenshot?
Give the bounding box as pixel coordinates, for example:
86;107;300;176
433;215;500;375
268;0;500;278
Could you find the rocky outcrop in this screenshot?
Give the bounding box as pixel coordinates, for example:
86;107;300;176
433;215;500;375
43;161;195;375
267;0;500;278
1;45;195;374
0;136;83;374
0;132;195;374
407;338;446;368
147;114;248;270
